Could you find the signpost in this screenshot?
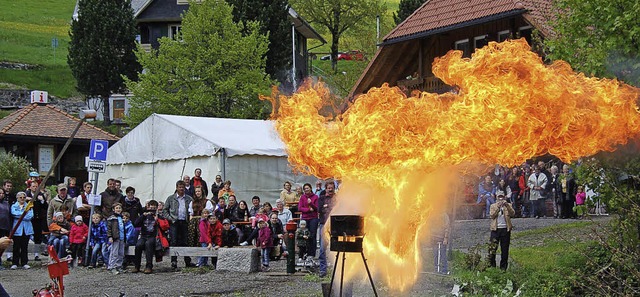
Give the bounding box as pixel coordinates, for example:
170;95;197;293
84;139;109;264
51;37;58;63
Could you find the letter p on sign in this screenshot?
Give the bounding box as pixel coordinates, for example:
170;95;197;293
89;139;109;161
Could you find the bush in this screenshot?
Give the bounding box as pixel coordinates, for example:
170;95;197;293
0;151;31;193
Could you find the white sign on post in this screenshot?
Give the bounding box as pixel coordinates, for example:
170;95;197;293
88;194;101;206
87;161;106;173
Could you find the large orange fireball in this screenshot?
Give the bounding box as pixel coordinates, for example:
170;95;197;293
264;39;640;291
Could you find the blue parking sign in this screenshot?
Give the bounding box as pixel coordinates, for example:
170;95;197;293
89;139;109;161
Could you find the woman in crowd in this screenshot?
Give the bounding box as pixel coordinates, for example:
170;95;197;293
122;186;143;223
236;200;250;222
263;202;274;217
518;165;532;217
280;181;297;205
188;186;213;247
506;167;520;215
10;191;33;269
298;183;319;257
276;200;292;225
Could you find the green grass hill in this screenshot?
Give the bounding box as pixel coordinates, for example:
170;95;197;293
0;0;401;99
0;0;77;98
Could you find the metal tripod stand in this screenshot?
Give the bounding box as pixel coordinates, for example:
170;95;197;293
327;251;378;297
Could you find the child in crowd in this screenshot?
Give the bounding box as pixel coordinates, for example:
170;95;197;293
252;207;269;228
197;209;212;267
107;203;126;274
257;218;272;271
239;207;268;246
67;177;80;198
575;185;587;218
200;212;222;268
221;219;238;247
123;212;138;269
88;213;108;268
48;212;70;258
69;215;88;266
295;220;310;263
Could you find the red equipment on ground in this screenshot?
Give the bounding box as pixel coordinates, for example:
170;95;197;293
32;246;71;297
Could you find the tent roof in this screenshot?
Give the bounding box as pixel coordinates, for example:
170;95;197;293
107;114;287;165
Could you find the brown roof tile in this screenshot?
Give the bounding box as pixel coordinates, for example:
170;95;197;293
385;0;552;42
0;104;120;141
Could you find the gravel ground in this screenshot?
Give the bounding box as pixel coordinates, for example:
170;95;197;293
1;216;611;297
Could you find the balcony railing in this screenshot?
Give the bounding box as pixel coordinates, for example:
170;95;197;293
396;76;451;95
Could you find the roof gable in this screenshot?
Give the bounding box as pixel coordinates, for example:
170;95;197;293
385;0;552;43
136;0;188;21
0;104;120;141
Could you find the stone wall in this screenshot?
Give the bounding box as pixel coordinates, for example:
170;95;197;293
0;89;87;115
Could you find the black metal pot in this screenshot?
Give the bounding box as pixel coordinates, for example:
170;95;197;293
330;215;364;237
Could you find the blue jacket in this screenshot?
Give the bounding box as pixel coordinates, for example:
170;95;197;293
90;220;108;245
124;221;138;246
11;202;34;236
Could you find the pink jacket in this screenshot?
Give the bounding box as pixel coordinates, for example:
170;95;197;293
198;218;209;243
257;225;273;248
575;192;586;205
298;193;318;220
69;223;88;244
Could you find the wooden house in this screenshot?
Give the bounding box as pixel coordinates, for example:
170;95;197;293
350;0;553;97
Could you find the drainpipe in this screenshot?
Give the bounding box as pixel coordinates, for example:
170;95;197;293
292;24;296;91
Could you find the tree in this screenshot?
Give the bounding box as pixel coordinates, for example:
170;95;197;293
0;152;30;193
393;0;426;25
573;155;640;295
290;0;384;72
544;0;640;87
68;0;141;125
125;0;272;126
227;0;292;87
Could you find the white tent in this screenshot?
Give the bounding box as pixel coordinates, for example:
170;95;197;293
103;114;314;203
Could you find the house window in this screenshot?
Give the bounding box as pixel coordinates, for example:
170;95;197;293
497;30;511;42
518;26;533;45
454;39;470;58
169;24;182;40
474;35;488;50
112;99;126;120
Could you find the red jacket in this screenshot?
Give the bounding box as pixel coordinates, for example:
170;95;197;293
69;223;88;244
207;221;222;246
518;174;530;196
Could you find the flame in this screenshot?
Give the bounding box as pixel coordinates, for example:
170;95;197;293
263;39;640;291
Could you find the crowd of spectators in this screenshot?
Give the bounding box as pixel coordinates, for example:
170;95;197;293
472;161;584;219
0;168;339;276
